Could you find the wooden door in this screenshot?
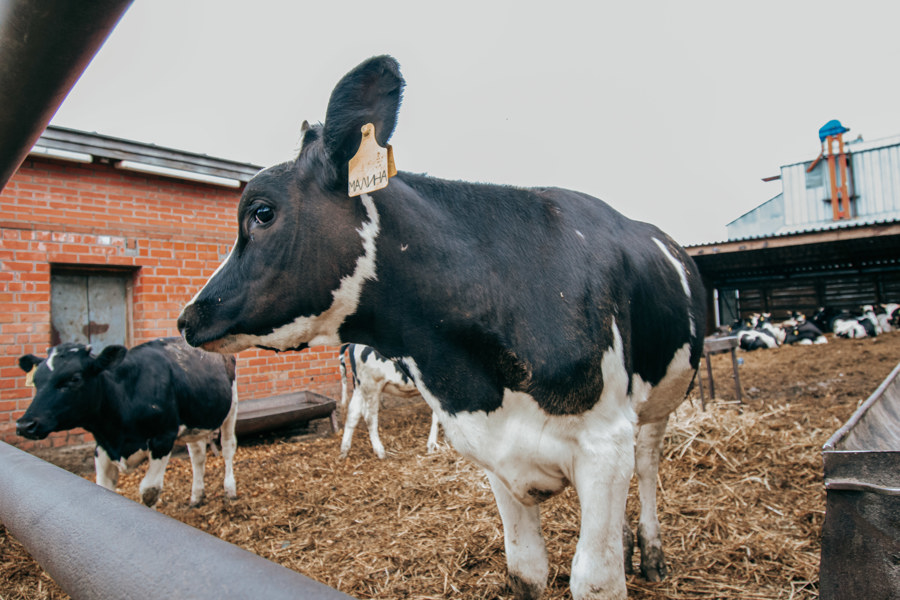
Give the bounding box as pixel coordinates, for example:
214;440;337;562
51;271;130;351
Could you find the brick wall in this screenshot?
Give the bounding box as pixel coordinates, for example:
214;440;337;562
0;156;341;450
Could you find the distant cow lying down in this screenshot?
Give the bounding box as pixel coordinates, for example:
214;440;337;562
17;337;238;507
339;343;440;458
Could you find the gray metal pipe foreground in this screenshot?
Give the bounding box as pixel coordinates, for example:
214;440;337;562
820;361;900;600
0;442;355;600
0;0;133;190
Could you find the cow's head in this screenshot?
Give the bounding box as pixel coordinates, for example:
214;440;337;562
177;55;404;354
16;343;126;439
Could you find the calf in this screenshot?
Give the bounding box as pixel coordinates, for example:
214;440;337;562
177;56;705;600
338;343;440;458
17;337;238;507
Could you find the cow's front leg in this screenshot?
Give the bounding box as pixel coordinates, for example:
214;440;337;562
570;418;634;600
486;471;548;600
186;440;208;506
426;411;440;453
139;452;172;507
634;418;669;581
94;446;119;491
220;395;239;499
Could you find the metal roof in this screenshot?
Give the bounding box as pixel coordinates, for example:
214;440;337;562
29;125;264;186
687;220;900;285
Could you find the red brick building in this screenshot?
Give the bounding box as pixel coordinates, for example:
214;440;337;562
0;126;341;449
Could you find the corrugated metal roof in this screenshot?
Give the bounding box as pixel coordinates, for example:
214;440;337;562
29;125;264;186
726;131;900;241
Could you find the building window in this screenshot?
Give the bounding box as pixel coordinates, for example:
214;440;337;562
50;267;134;351
716;288;739;328
805;162;824;189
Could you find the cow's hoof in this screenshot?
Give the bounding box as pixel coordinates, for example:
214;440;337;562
189;494;206;507
638;543;667;581
141;487;161;507
506;572;544;600
622;525;635;575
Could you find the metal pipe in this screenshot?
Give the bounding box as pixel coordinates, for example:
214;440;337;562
0;0;133;190
0;441;355;600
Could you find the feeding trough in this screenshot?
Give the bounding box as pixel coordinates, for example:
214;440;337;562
235;390;339;437
820;361;900;600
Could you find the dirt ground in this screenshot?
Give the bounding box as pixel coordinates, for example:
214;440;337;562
2;332;899;599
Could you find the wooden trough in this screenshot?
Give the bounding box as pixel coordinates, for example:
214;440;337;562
235;390;339;437
820;361;900;600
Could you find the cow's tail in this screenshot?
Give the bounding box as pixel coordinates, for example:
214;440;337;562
339;344;351;411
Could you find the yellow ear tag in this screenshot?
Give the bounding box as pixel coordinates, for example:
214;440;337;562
348;123;395;197
25;365;37;388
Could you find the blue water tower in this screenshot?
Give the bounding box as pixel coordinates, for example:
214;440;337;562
818;119;849;142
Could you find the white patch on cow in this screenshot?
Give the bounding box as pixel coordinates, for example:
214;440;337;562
630;342;693;425
653;238;691;298
653;237;696;339
401;321;635;502
212;194;381;353
184;238;238;308
46;347;57;371
403;320;639;597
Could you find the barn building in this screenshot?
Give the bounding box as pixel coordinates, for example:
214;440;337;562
688;121;900;329
0;126;341;450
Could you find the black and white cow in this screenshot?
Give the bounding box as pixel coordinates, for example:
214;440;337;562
177;56;705;600
782;319;827;345
730;315;781;351
813;306;878;339
17;337;238;507
338;343;440;458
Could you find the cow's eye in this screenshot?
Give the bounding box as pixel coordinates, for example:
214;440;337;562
57;373;83;389
253;205;274;225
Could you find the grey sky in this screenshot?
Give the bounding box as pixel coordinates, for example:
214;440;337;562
50;0;900;245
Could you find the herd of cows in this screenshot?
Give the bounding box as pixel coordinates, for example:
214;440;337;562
11;55;892;600
729;304;900;351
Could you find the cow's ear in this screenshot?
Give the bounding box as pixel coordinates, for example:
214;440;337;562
18;354;44;373
322;55;404;184
91;345;127;374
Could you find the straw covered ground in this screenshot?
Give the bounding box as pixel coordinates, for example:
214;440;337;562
3;332;899;599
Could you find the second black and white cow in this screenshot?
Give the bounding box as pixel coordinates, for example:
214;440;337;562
17;337;238;507
338;343;440;458
177;56;705;600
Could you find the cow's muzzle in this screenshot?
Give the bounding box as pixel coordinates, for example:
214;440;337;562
16;417;47;440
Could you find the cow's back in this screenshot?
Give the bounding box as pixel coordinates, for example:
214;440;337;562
362;176;705;417
121;338;235;430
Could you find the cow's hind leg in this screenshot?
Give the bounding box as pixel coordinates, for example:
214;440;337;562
340;387;365;458
570;418;634;600
486;471;548;600
220;388;239;499
362;385;386;459
139;453;172;507
186;440;208;506
635;417;669;581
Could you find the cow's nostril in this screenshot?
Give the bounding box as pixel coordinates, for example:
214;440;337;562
16;419;37;437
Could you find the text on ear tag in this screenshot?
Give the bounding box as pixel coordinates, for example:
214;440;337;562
348;123;394;197
25;365;36;388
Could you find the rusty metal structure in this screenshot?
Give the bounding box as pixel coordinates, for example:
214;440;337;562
820;361;900;600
